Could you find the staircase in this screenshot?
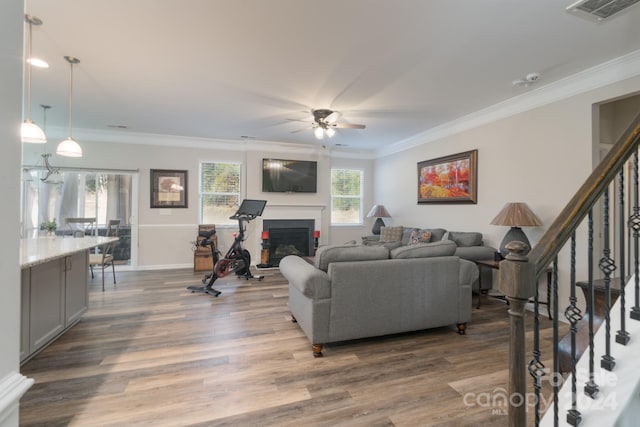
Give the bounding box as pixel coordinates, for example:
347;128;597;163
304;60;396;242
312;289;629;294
501;113;640;426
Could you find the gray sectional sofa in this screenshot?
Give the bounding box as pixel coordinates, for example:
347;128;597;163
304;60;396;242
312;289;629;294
279;239;479;357
362;226;497;294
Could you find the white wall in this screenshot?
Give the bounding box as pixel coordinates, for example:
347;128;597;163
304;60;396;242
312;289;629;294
1;1;34;425
23;137;375;268
374;75;640;308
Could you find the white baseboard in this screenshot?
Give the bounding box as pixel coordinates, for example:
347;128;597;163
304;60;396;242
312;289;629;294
0;372;33;426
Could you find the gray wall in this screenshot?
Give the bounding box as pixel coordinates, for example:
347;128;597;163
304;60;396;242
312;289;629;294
23;137;375;268
373;75;640;311
1;1;32;425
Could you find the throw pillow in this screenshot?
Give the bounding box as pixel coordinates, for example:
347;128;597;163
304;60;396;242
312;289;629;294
379;226;404;243
409;228;432;245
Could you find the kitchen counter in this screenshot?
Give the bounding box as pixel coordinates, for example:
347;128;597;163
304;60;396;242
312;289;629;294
20;236;118;268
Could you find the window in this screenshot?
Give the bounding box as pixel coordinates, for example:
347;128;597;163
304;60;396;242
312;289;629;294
22;170;134;263
200;162;241;225
331;168;363;225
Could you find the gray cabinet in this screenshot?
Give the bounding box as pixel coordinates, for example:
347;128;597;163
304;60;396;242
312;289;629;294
65;251;88;325
20;269;30;362
21;251;89;363
29;258;65;353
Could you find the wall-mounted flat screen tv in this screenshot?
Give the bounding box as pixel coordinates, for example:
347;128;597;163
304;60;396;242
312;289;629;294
262;158;317;193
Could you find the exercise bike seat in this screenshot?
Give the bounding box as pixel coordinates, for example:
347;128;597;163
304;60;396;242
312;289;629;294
198;229;216;238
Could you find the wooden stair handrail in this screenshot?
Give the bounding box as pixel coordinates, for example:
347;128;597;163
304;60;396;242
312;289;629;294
529;113;640;276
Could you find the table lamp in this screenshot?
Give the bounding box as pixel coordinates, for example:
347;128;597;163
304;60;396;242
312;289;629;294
490;202;542;257
367;204;391;235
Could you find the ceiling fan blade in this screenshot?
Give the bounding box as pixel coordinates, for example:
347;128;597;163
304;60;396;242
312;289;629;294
290;128;310;134
285;118;312;123
333;123;366;129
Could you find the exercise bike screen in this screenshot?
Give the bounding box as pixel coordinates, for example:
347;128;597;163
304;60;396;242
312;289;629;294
237;199;267;216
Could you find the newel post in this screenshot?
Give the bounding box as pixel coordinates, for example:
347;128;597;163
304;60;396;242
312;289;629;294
498;241;537;427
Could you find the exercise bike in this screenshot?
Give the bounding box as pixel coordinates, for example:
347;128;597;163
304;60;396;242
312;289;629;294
187;199;266;297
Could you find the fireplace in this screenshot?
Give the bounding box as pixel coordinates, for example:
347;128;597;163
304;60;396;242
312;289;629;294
263;219;314;266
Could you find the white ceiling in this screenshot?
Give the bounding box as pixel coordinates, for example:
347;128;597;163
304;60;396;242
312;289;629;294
24;0;640;153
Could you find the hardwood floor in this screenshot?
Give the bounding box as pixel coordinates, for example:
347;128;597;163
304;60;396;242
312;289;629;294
20;268;561;426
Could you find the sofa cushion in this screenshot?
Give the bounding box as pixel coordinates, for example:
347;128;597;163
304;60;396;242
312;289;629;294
361;235;380;246
448;231;483;247
379;226;403;243
455;245;496;261
314;244;389;272
361;235;403;250
390;240;456;259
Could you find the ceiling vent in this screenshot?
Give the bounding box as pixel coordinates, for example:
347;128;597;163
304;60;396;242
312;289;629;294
567;0;640;21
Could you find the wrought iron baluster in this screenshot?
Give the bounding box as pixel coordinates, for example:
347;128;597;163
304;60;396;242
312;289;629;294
617;169;630;345
528;269;545;426
631;150;640;321
585;209;599;398
565;234;582;426
600;187;616;371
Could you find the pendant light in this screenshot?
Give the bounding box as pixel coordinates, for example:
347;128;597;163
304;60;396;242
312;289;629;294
41;153;63;183
21;15;47;144
56;56;83;157
40;105;63;183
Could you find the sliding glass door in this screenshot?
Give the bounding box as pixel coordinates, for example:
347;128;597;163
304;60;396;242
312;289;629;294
23;170;138;266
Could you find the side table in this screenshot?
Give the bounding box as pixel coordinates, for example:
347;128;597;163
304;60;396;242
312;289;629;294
474;259;553;320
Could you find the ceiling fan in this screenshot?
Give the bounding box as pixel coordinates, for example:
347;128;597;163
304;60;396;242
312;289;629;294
290;109;366;139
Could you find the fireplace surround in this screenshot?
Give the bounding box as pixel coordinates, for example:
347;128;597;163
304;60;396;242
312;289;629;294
262;219;314;266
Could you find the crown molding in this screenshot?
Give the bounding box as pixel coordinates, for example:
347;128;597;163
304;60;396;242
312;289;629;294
377;48;640;158
43;127;376;159
43;49;640;161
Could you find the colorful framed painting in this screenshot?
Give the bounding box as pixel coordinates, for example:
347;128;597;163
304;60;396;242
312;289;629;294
150;169;188;208
417;149;478;204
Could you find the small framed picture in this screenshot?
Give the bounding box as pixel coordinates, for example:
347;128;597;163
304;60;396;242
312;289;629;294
150;169;188;208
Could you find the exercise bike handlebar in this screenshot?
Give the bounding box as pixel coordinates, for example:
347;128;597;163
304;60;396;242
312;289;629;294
229;213;258;221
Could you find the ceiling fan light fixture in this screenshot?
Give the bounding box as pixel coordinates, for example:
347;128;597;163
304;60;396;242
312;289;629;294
326;127;335;138
314;127;325;139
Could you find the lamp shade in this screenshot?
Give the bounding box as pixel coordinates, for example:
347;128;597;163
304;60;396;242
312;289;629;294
56;137;83;157
21;120;47;143
367;204;391;218
490;202;542;227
